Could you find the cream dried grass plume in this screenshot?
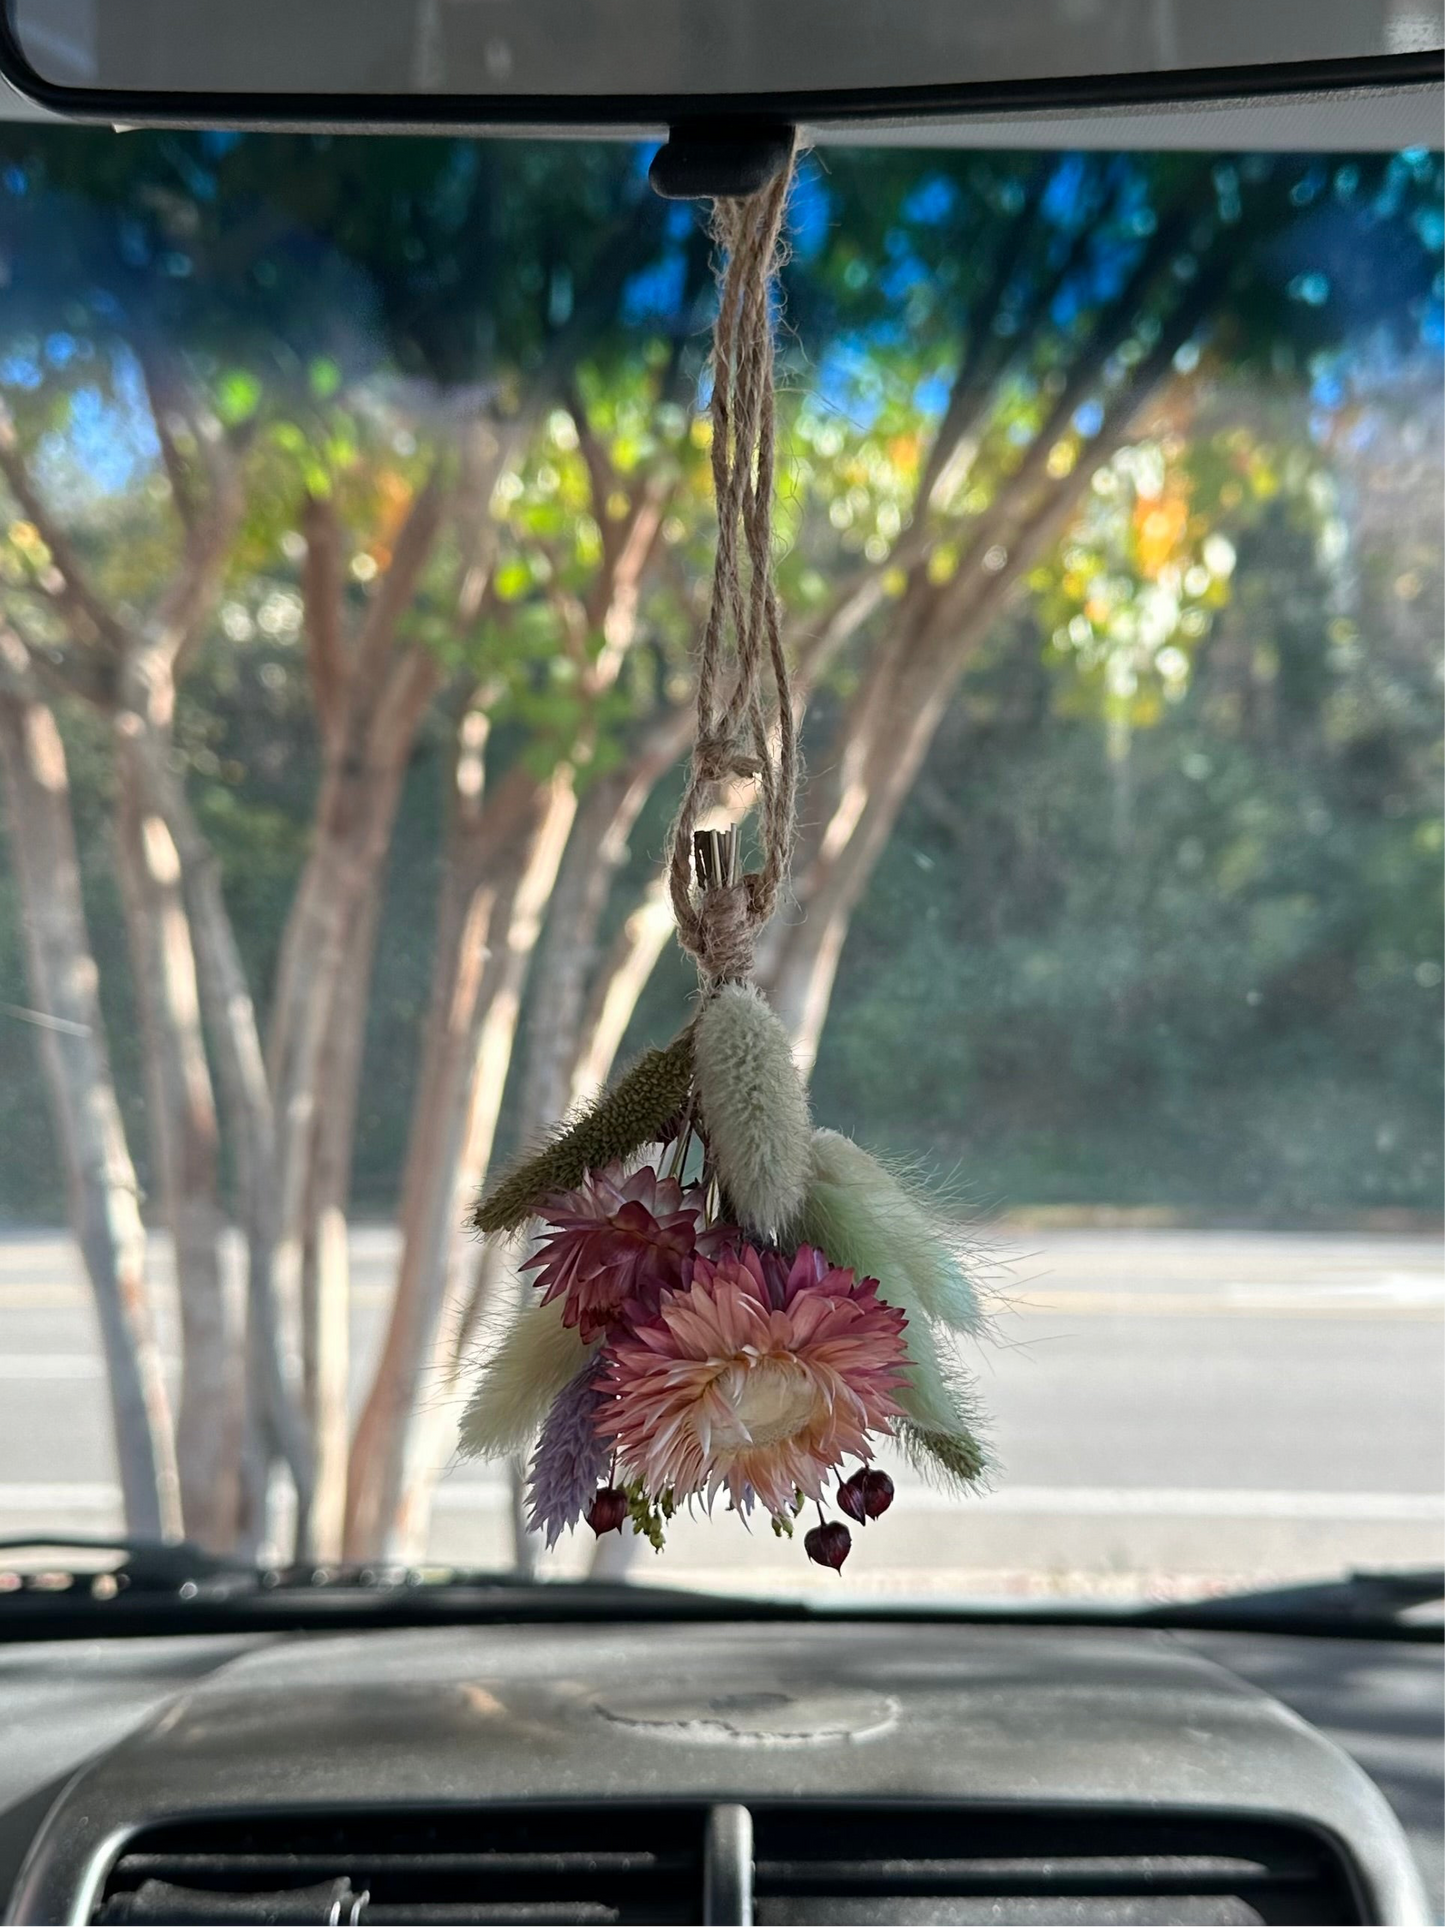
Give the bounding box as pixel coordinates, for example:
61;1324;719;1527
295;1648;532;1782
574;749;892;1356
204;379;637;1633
693;982;811;1235
459;1296;593;1461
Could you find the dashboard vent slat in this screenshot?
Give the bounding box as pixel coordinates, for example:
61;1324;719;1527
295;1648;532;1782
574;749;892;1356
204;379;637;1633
93;1804;1364;1927
747;1807;1361;1927
95;1809;708;1926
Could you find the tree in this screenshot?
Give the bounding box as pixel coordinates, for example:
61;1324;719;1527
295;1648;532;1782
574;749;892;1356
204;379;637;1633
0;628;181;1537
0;128;684;1552
0;132;1437;1565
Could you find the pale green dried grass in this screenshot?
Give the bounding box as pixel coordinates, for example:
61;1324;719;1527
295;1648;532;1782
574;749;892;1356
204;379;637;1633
790;1126;990;1486
694;983;811;1236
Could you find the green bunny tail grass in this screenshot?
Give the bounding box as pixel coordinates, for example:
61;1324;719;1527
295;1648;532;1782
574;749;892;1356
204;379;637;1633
893;1306;981;1436
789;1125;988;1441
459;1296;593;1461
790;1128;985;1338
897;1420;990;1492
693;983;811;1236
473;1029;695;1236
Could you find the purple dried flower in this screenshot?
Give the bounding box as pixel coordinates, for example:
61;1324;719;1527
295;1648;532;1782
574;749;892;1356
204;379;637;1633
525;1359;609;1549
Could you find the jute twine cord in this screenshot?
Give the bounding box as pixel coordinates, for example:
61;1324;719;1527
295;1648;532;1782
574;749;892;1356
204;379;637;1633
668;145;799;990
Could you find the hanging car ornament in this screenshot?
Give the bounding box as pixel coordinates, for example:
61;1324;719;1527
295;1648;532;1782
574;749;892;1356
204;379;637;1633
463;132;988;1571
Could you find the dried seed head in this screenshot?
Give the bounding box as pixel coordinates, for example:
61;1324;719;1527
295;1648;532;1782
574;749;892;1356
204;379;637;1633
836;1472;868;1523
804;1521;852;1571
862;1469;895;1518
585;1487;629;1536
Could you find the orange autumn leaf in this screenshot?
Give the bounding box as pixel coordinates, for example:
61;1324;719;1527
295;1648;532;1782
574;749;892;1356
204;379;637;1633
1134;493;1189;577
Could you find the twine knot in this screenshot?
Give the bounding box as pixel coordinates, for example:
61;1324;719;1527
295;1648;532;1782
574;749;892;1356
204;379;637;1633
668;146;799;992
692;732;765;785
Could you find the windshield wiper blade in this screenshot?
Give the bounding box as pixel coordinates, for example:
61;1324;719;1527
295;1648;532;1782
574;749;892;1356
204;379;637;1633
0;1554;810;1639
0;1533;252;1591
1139;1566;1444;1630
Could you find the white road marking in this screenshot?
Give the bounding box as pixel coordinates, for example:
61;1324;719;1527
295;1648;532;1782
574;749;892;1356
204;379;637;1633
1;1480;1438;1525
0;1483;121;1512
964;1485;1445;1521
1006;1288;1442;1318
0;1356;105;1379
1224;1271;1445;1308
433;1483;1443;1521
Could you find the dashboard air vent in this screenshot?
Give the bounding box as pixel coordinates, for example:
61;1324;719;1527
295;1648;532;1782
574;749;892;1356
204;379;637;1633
93;1805;709;1925
748;1806;1363;1926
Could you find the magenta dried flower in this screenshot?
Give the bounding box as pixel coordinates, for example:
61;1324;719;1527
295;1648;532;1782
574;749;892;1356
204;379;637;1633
525;1164;700;1341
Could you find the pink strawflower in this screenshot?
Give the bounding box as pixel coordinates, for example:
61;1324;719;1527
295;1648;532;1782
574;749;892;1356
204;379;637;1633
596;1245;910;1519
525;1164;701;1342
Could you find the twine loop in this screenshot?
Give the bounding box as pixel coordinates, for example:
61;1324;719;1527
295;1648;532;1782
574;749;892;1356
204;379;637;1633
669;146;799;990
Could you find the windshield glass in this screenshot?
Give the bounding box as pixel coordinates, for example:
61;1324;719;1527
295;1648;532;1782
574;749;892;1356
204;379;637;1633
0;129;1440;1605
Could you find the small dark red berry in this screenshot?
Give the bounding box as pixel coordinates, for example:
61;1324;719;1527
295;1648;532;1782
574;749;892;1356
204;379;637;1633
804;1521;852;1571
862;1470;894;1518
586;1487;628;1536
836;1471;868;1523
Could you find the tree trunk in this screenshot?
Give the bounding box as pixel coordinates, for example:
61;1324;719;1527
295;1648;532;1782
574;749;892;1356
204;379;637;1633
296;876;380;1560
260;649;438;1545
344;761;578;1560
135;742;309;1558
569;879;677;1108
516;769;635;1139
112;719;238;1549
0;679;182;1540
763;295;1216;1067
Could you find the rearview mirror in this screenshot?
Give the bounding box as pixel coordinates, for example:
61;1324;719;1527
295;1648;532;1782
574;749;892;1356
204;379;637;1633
2;0;1441;131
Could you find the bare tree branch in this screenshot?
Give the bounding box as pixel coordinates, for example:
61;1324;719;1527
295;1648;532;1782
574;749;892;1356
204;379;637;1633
0;409;130;654
151;422;247;683
135;342;203;534
352;467;450;702
300;491;348;747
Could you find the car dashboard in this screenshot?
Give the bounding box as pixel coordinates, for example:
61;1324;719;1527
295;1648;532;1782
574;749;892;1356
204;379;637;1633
0;1615;1439;1925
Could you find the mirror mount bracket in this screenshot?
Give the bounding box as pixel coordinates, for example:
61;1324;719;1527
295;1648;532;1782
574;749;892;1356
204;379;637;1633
648;117;795;200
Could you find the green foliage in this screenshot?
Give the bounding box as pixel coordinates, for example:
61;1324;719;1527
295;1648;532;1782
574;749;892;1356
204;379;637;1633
809;386;1443;1222
0;133;1438;1234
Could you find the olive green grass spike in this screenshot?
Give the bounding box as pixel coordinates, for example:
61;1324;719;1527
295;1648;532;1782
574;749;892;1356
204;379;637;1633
473;1028;695;1236
896;1421;990;1493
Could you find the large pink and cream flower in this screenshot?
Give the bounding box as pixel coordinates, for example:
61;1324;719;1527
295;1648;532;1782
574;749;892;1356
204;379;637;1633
524;1164;702;1342
596;1245;910;1518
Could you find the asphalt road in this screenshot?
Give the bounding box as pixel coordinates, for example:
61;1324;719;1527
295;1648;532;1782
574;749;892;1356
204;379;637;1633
0;1226;1440;1600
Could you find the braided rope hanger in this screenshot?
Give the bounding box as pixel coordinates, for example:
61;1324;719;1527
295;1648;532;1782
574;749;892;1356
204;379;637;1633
667;143;799;992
